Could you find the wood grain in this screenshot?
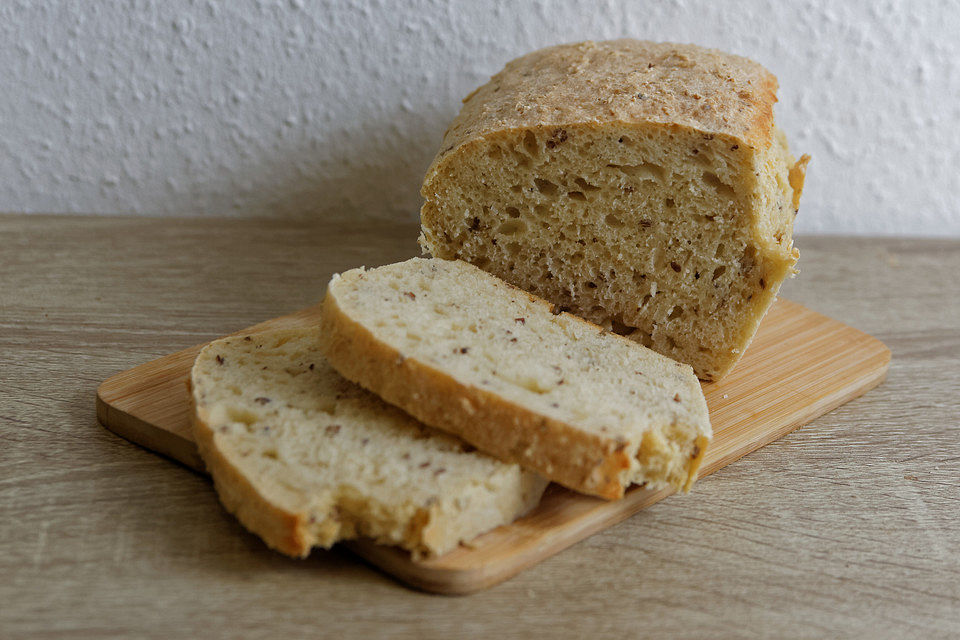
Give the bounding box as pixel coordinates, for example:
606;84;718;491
97;293;890;594
3;215;958;637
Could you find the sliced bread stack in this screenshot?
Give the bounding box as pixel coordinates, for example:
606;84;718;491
190;258;712;558
319;258;711;500
190;328;548;558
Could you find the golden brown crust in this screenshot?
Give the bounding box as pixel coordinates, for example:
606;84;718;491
319;281;697;500
424;39;779;187
190;331;550;559
418;41;804;383
790;154;812;211
190;402;312;558
684;435;710;492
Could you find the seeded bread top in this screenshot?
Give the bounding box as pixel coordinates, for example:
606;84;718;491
427;39;778;178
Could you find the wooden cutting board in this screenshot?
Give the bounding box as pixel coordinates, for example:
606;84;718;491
97;298;890;594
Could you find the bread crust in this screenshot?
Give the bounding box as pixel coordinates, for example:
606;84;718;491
419;40;807;381
319;271;706;500
191;390;314;557
189;333;548;559
423;39;778;188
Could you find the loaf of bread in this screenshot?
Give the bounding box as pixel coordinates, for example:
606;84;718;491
319;257;711;500
419;39;809;380
190;328;548;558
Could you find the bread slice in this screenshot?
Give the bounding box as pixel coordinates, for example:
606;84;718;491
319;257;711;500
189;328;548;558
419;39;810;380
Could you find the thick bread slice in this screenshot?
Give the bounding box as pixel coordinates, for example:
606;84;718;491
319;257;711;500
419;39;810;380
190;328;548;559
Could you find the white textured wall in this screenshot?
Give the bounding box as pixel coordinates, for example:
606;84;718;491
3;0;959;235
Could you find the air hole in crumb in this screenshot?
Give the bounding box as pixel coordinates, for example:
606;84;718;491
510;185;522;193
668;306;684;320
712;265;727;280
664;198;675;208
611;162;665;181
574;177;600;192
318;399;336;414
741;245;758;268
226;407;258;426
534;178;559;196
605;213;624;227
618;135;631;144
610;318;637;336
567;191;586;201
515;375;552;394
522;130;539;157
505;206;520;218
497;219;526;235
715;242;725;258
703;171;736;199
506;241;521;255
640;293;653;307
694;152;713;167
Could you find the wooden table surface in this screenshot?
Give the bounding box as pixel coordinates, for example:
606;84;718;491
2;214;958;639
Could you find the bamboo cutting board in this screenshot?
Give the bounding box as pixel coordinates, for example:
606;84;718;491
97;298;890;594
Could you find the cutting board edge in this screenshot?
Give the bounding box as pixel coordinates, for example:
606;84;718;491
93;299;892;595
345;346;893;596
700;343;890;477
96;388;206;473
